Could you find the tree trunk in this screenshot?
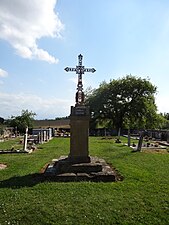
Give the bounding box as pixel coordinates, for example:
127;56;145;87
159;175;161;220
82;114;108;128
128;128;131;147
137;131;144;151
104;128;106;138
117;127;121;139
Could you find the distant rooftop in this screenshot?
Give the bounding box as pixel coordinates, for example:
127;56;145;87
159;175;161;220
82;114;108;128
33;119;70;129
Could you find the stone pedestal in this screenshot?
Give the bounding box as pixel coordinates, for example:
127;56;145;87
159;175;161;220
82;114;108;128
44;156;122;182
69;105;90;163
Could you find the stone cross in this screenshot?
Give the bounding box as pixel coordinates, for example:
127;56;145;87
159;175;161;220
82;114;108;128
65;54;96;105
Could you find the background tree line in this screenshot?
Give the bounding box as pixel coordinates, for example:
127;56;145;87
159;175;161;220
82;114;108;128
85;75;169;133
1;75;169;136
0;110;36;135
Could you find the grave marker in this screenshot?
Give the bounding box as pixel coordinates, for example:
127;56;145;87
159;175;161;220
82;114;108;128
23;127;28;151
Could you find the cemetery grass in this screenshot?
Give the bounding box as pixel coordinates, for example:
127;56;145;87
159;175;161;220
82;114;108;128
0;137;168;225
0;138;23;150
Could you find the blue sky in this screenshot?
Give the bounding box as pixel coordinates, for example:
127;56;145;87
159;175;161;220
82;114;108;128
0;0;169;119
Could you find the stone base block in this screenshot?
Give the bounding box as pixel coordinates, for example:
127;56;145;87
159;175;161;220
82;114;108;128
43;156;123;182
68;155;91;164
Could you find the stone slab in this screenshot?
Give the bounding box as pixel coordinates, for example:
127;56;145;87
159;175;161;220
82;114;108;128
0;150;28;154
43;156;123;182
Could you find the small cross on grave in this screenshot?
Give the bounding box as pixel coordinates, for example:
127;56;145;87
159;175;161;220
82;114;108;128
65;54;96;105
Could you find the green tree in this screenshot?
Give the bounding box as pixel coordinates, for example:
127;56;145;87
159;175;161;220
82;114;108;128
86;75;158;135
0;117;4;124
159;113;169;129
0;117;5;136
8;110;36;134
163;113;169;120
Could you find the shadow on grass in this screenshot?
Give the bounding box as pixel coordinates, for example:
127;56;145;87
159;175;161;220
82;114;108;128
0;173;45;189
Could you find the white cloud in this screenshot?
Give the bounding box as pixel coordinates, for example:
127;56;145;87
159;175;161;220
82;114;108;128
0;92;72;119
156;95;169;113
69;77;78;85
0;0;63;64
69;76;88;86
0;68;8;77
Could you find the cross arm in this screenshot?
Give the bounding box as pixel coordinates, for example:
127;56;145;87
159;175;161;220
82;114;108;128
84;68;96;73
64;67;76;72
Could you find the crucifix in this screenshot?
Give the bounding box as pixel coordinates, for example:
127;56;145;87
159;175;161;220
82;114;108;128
65;54;96;105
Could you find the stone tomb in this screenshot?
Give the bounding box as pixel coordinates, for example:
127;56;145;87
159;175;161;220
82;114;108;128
44;54;121;182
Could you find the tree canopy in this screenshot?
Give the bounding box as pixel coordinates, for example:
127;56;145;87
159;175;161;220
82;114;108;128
0;117;4;125
85;75;159;131
8;110;36;134
159;113;169;129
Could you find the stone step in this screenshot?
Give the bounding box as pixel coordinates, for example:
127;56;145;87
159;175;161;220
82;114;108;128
44;156;123;182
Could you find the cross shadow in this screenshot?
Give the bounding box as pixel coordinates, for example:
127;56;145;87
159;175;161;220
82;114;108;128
0;173;46;189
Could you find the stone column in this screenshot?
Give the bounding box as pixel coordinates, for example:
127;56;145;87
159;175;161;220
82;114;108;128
69;105;90;163
23;127;28;151
49;128;52;139
167;131;169;143
43;130;46;142
46;130;48;141
40;130;43;143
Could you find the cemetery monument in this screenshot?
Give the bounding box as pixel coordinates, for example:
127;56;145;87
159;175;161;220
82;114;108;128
65;54;95;163
44;54;120;182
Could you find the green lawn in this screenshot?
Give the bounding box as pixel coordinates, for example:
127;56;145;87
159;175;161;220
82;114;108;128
0;137;169;225
0;138;23;150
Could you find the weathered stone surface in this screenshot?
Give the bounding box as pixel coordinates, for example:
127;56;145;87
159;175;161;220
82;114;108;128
69;110;90;163
71;162;102;173
43;156;123;182
0;163;7;170
0;150;28;154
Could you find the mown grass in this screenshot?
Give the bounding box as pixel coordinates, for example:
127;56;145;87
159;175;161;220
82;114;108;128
0;138;23;150
0;137;169;225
